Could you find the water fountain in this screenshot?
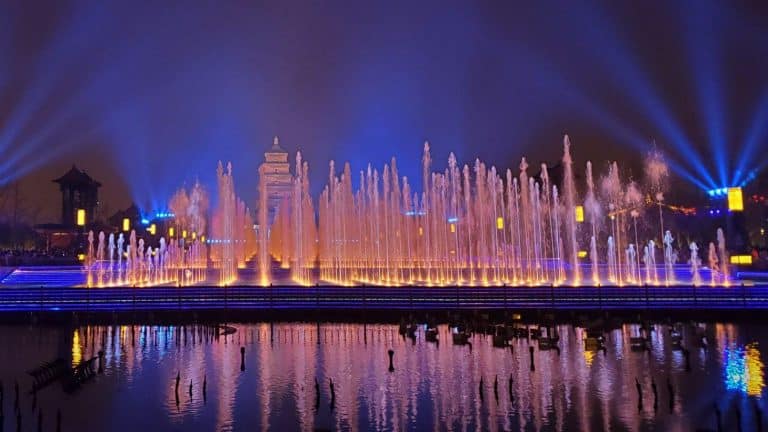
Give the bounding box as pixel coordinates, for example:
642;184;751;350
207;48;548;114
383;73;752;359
689;242;701;285
663;230;676;285
77;134;745;289
717;228;729;285
708;242;719;285
260;137;742;288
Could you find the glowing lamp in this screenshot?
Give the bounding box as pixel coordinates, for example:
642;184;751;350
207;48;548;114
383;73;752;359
122;218;130;232
496;217;504;230
77;253;85;261
76;209;86;227
450;223;456;233
201;235;206;243
182;230;188;239
169;227;175;237
575;206;585;223
577;250;588;258
192;232;197;240
148;224;157;235
728;187;744;211
418;227;423;236
730;255;752;265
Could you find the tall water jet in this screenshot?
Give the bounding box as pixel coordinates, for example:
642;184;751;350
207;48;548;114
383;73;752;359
258;165;270;285
663;230;676;285
607;236;616;282
214;162;237;285
86;230;94;287
107;233;115;285
689;242;701;285
708;242;719;285
561;135;581;284
644;148;669;246
117;233;124;283
625;182;643;283
552;186;565;283
647;240;658;283
601;162;623;283
642;243;651;283
584;161;600;284
97;231;105;286
519;158;532;281
589;235;598;284
717;228;729;284
129;230;137;285
626;244;637;283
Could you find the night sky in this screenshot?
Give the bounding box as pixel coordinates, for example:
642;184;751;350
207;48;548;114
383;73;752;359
1;0;767;222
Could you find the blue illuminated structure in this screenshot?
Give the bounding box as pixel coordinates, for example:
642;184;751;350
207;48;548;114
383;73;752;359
707;188;730;198
0;284;766;313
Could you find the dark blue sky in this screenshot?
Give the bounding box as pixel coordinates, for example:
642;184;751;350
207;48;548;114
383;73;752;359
2;0;767;221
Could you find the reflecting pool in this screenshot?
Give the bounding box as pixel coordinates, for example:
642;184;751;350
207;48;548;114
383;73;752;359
0;320;765;431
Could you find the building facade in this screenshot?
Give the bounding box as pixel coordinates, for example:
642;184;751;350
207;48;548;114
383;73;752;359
259;136;292;225
52;165;101;227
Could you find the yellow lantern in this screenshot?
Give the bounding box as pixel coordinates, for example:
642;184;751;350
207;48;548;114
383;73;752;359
728;187;744;211
575;205;585;223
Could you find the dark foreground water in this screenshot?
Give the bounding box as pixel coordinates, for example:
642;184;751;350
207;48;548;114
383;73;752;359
0;320;765;431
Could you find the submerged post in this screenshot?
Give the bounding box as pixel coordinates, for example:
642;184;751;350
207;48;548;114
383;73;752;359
529;346;535;372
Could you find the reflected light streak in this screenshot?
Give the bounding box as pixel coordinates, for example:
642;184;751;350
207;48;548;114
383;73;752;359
724;342;765;397
71;329;82;366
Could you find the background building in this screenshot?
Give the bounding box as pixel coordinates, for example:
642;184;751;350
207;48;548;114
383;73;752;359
53;165;101;227
259;136;292;225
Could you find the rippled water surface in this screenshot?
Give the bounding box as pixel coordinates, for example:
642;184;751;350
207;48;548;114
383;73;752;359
0;320;766;431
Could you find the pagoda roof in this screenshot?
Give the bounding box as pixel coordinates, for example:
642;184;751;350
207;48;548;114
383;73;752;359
266;136;287;154
52;165;102;187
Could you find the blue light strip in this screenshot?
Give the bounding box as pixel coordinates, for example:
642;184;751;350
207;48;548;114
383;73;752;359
0;285;767;313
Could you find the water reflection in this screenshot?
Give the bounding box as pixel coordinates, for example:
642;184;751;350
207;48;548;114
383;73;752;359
724;343;765;397
0;320;765;431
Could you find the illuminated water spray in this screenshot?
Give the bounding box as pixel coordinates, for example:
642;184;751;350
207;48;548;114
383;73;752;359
82;134;736;288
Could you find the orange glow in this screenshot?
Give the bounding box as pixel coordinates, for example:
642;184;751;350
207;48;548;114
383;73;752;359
122;218;130;231
169;227;175;237
450;223;456;233
496;217;504;230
